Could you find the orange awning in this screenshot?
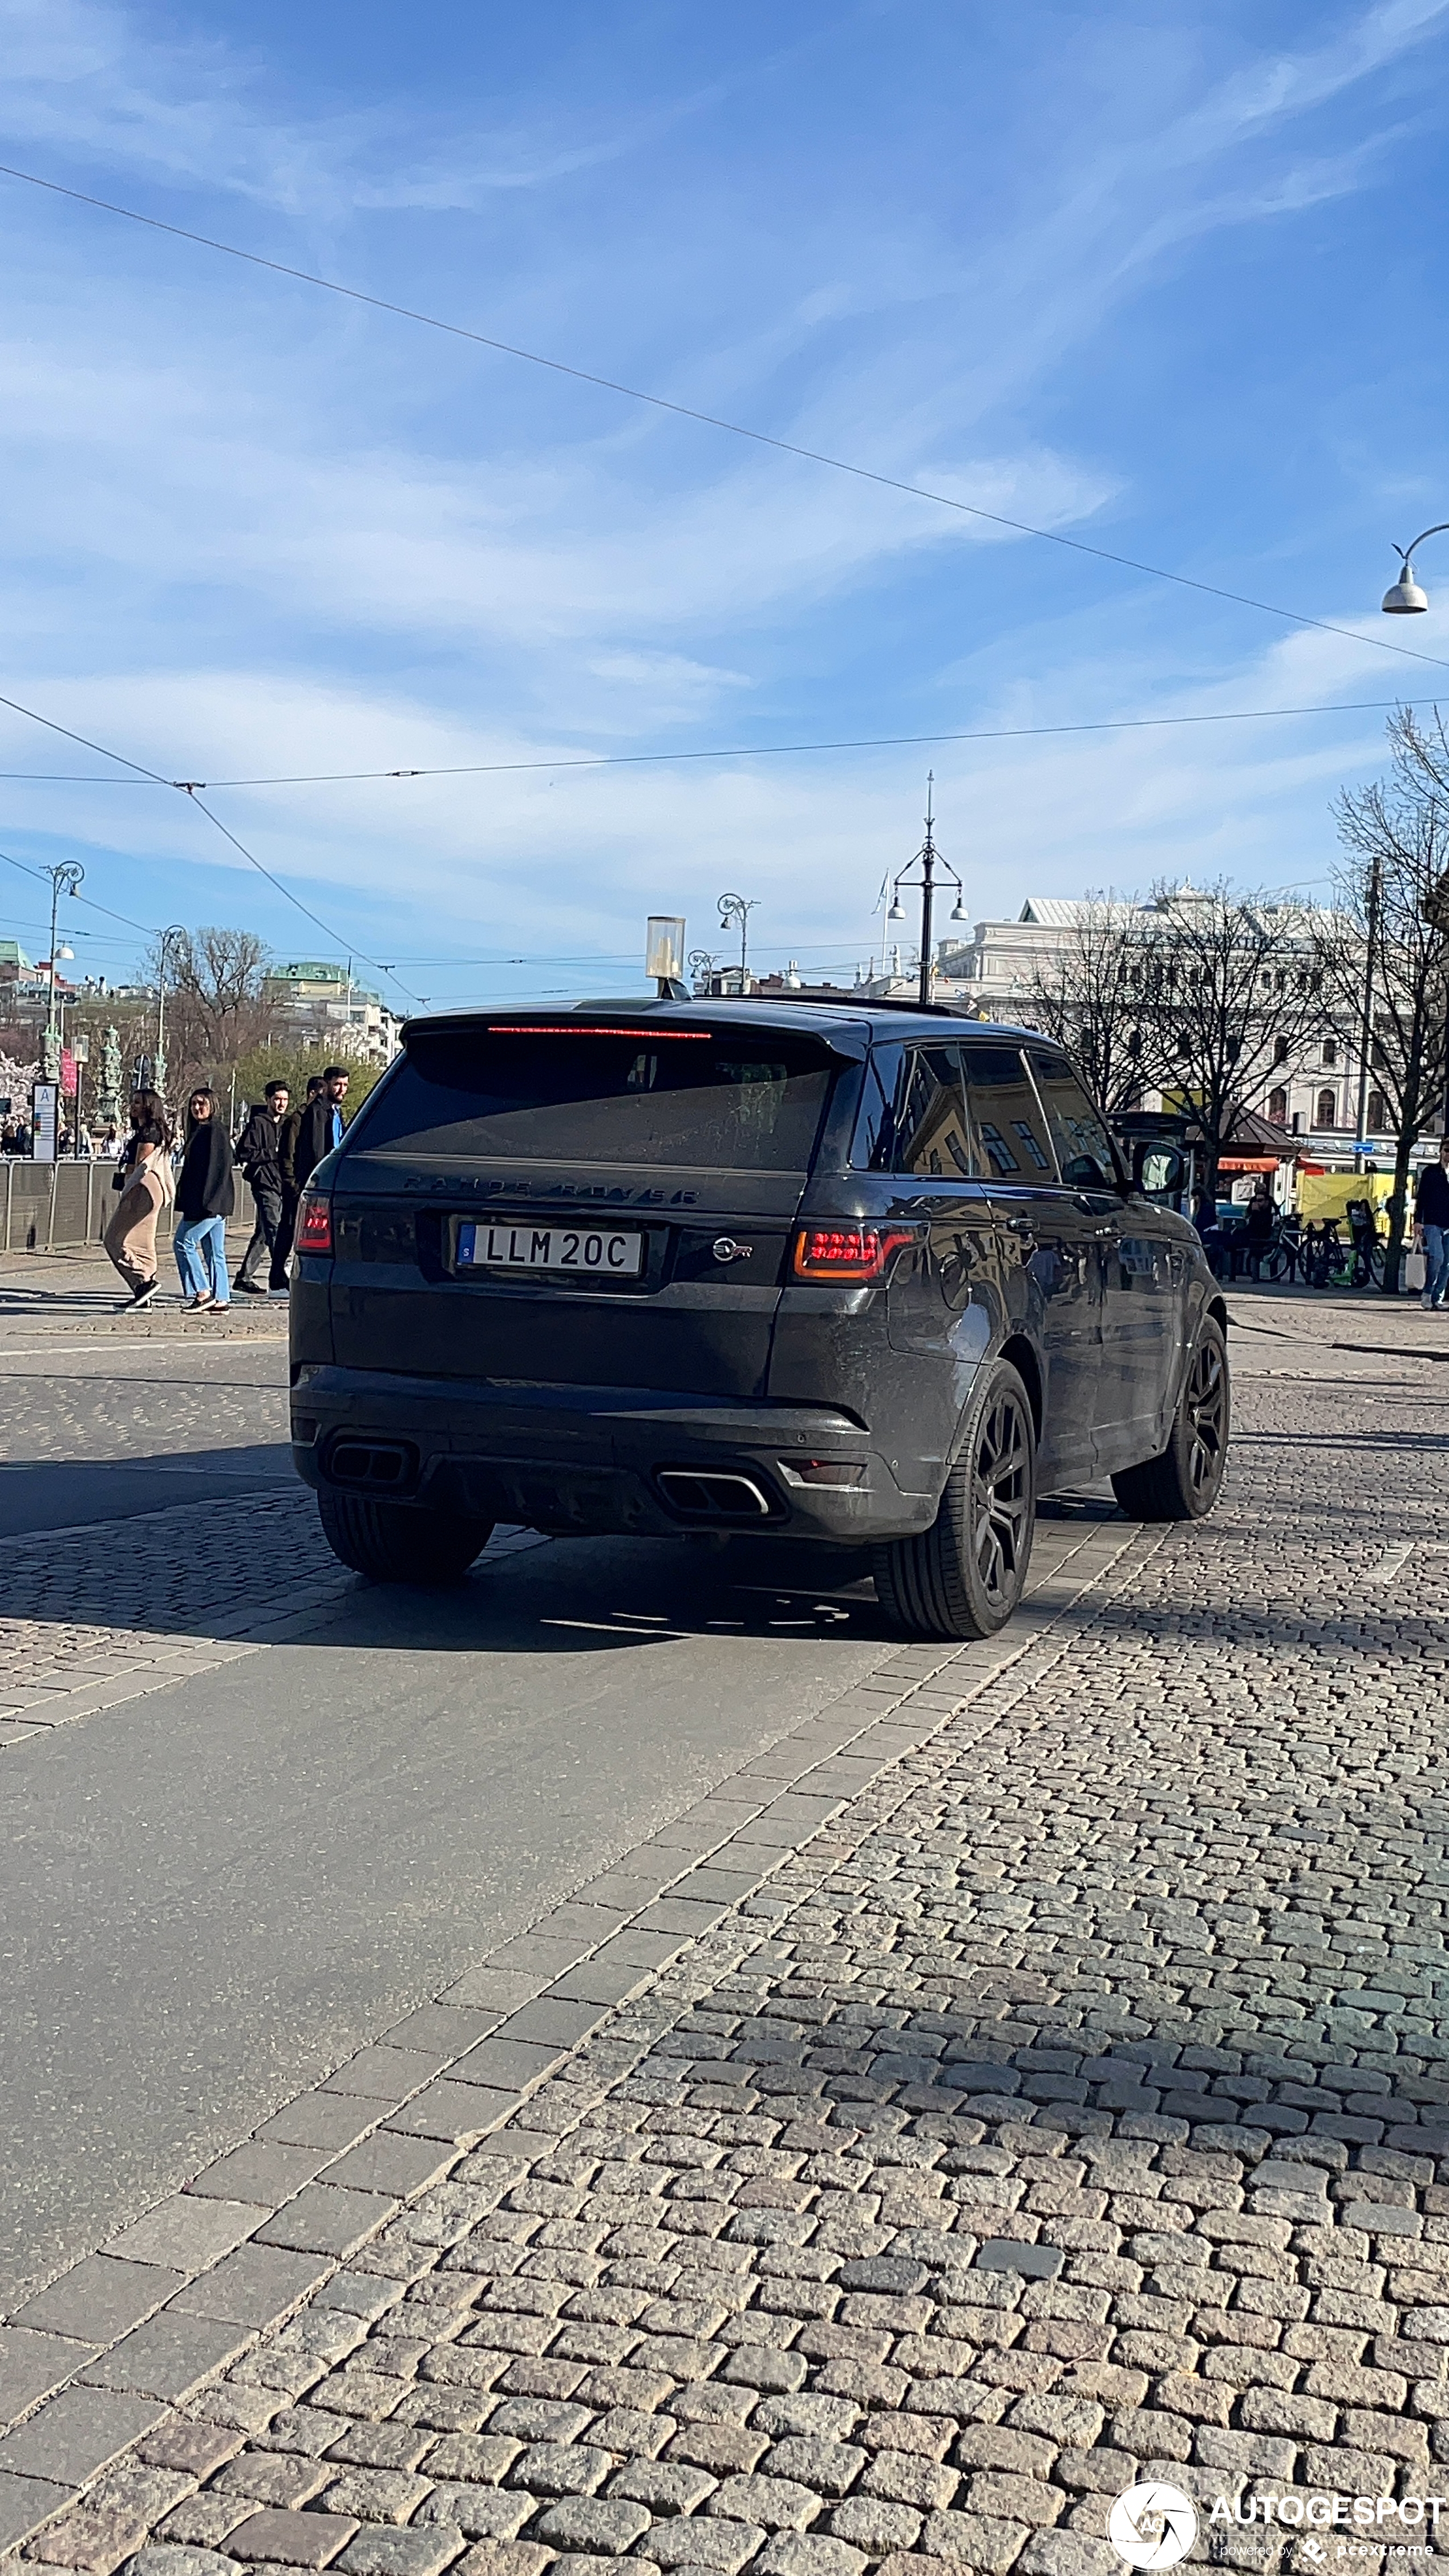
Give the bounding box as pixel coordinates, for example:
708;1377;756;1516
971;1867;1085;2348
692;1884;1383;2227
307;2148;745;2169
1217;1156;1279;1173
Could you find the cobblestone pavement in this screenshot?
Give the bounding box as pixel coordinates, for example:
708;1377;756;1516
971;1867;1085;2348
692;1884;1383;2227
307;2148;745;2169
3;1293;1447;2576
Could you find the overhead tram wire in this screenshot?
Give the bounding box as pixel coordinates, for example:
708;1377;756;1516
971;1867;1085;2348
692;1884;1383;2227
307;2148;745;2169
0;688;423;1007
0;696;1436;793
4;160;1449;681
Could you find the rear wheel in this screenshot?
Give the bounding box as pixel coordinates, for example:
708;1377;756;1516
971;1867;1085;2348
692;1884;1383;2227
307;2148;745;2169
318;1489;493;1584
1110;1315;1229;1521
872;1359;1036;1641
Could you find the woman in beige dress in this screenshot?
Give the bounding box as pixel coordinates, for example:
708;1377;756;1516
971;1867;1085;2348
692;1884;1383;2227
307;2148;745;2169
102;1090;176;1309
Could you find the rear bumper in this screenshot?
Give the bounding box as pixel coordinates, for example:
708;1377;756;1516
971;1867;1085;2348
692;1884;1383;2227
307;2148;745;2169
289;1363;938;1540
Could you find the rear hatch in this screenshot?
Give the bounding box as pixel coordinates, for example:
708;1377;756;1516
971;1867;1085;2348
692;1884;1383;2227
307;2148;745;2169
327;1014;847;1399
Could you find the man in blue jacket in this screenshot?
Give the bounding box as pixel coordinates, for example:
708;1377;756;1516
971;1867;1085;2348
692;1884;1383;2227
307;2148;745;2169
1414;1137;1449;1310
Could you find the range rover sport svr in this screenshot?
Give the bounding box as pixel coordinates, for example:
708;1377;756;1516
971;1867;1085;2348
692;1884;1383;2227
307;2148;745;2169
288;998;1229;1640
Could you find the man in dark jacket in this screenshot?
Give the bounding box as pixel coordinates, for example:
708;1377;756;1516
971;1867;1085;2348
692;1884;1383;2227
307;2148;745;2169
1415;1137;1449;1310
276;1074;321;1288
235;1080;289;1294
288;1064;350;1194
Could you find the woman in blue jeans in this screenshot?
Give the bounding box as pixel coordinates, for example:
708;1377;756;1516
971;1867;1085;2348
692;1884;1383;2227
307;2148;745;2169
173;1087;236;1311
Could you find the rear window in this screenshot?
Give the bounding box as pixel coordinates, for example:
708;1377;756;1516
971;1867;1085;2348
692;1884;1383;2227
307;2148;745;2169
351;1026;835;1170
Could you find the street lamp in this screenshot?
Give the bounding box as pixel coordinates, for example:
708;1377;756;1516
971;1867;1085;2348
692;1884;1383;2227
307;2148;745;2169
41;861;84;1083
887;775;968;1008
717;893;758;993
1382;523;1449;614
154;925;187;1100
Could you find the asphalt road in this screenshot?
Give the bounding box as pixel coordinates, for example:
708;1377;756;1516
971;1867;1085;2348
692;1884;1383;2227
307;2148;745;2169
1;1257;909;2310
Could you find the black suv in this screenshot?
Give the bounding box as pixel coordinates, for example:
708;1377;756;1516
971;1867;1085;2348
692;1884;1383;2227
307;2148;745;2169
289;999;1229;1639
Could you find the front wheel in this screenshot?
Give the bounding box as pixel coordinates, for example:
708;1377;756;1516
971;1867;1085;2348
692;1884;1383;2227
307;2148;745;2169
318;1488;493;1584
873;1359;1037;1641
1111;1315;1230;1521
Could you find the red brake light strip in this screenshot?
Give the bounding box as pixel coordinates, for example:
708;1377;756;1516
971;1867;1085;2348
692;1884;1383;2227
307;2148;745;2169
485;1025;711;1039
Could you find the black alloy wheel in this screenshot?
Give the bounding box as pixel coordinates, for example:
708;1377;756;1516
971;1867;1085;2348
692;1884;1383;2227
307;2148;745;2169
1110;1313;1231;1522
970;1381;1034;1614
1182;1327;1228;1505
873;1356;1037;1641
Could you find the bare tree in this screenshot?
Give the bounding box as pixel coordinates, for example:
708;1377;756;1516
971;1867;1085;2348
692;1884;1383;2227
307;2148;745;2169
1319;718;1449;1292
1131;882;1322;1196
148;927;278;1092
1017;894;1148;1116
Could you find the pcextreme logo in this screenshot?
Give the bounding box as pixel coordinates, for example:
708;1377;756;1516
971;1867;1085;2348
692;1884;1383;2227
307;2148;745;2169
1108;2482;1200;2569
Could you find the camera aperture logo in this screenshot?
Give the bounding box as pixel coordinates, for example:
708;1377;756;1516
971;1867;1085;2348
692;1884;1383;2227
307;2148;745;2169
1109;2482;1200;2569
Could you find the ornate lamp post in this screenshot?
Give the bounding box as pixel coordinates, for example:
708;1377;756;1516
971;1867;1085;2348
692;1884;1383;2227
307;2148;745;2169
154;925;187;1100
717;893;758;993
41;861;84;1082
887;775;966;1007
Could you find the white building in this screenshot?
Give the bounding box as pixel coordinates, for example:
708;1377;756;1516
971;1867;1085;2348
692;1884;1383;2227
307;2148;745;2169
936;892;1407;1157
265;962;402;1064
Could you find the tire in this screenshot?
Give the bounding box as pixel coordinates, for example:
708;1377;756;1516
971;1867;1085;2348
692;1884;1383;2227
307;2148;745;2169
318;1488;493;1585
1110;1314;1230;1522
872;1359;1036;1642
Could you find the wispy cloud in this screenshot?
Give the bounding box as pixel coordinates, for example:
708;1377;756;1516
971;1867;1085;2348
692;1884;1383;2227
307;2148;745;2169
0;0;1445;997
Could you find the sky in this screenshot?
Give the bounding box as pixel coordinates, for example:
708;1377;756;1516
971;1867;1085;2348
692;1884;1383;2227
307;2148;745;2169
1;0;1448;1014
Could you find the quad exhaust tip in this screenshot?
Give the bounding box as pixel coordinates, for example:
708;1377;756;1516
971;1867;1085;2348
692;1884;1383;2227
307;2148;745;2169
327;1440;414;1490
657;1468;774;1521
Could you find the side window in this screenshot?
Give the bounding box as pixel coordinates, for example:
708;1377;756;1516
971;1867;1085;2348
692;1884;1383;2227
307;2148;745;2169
961;1044;1057;1182
893;1046;979;1180
1026;1050;1120;1190
850;1045;904;1171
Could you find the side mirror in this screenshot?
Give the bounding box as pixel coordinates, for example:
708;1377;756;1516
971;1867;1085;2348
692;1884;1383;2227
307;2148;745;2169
1135;1144;1186;1198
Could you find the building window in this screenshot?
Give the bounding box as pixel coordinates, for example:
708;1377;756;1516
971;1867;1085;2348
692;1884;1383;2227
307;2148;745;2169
1367;1088;1387;1131
1268;1087;1288;1125
1314;1088;1337;1130
1273;1035;1289;1066
1322;1038;1337;1068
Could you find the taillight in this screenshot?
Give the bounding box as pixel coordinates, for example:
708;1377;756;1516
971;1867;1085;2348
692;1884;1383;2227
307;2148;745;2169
791;1224;917;1282
297;1193;333;1255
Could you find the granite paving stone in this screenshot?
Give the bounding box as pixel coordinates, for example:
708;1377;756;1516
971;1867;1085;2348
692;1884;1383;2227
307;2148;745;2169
13;1307;1449;2576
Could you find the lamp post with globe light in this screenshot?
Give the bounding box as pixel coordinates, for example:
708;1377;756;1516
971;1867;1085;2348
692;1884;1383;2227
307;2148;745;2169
888;775;968;1008
40;861;83;1084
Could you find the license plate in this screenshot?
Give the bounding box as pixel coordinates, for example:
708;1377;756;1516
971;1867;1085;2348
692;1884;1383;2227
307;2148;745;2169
458;1220;646;1279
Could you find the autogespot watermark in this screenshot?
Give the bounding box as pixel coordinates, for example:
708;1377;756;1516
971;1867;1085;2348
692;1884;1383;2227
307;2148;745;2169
1108;2480;1445;2566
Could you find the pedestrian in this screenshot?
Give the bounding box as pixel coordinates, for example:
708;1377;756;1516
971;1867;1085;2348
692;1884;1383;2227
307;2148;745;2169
234;1079;291;1295
173;1087;236;1313
98;1123;120;1160
291;1063;350;1193
102;1089;176;1309
1243;1181;1274;1279
1414;1136;1449;1311
276;1072;323;1282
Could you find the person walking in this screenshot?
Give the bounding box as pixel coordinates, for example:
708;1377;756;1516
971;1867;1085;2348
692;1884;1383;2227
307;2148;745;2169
102;1089;175;1309
276;1072;323;1286
234;1079;290;1294
1414;1137;1449;1311
291;1063;350;1193
173;1087;236;1312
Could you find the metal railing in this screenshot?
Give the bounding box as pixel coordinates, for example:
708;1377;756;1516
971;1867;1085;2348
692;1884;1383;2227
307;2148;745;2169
0;1159;115;1254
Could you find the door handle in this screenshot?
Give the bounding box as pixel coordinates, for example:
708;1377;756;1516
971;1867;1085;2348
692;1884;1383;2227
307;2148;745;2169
1005;1214;1035;1237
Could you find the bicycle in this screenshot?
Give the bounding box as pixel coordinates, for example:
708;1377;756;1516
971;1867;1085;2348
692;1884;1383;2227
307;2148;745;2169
1344;1199;1386;1288
1261;1216;1303;1284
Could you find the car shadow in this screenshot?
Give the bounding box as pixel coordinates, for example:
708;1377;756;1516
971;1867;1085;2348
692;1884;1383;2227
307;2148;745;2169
0;1440;295;1538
